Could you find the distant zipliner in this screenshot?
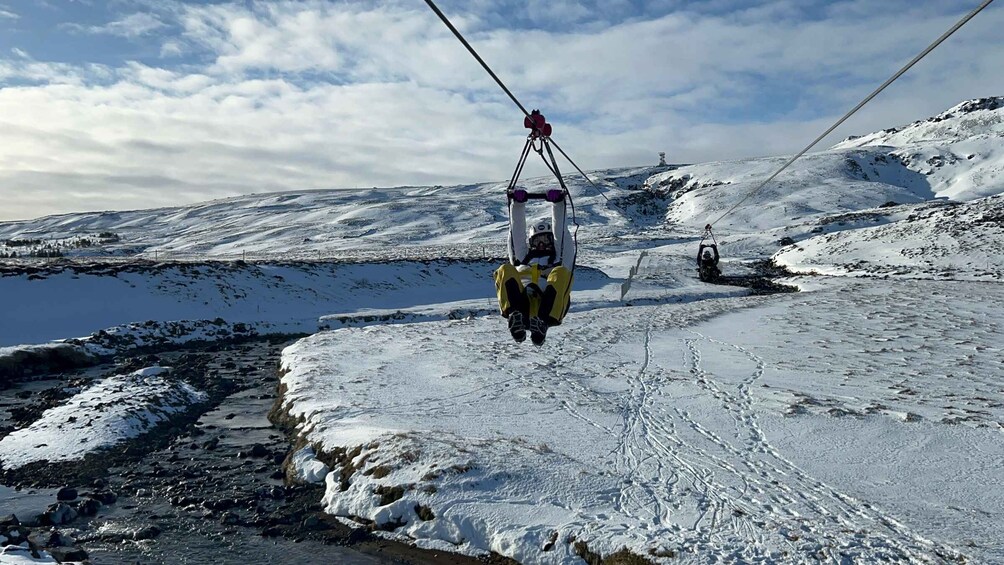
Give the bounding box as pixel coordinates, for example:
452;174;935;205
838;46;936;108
493;110;576;346
697;224;721;283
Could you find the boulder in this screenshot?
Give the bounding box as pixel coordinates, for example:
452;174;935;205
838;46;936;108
85;489;117;505
56;487;78;501
133;525;162;541
49;546;89;562
3;525;30;545
0;514;19;526
74;498;102;517
41;503;78;526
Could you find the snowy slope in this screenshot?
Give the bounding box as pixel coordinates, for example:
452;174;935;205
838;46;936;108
0;260;513;346
277;278;1004;564
645;149;935;235
764;97;1004;279
658;97;1004;234
833;97;1004;200
0;167;663;261
774;195;1004;279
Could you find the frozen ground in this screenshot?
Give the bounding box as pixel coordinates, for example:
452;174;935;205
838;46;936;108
277;277;1003;564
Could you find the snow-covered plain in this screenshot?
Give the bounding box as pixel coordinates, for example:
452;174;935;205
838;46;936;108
2;98;1004;563
277;276;1003;563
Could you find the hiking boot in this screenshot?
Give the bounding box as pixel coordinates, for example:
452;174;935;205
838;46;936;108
529;317;548;346
508;311;527;343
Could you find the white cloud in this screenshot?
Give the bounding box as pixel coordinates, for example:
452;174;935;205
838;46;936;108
63;12;167;38
160;40;184;58
0;0;1002;221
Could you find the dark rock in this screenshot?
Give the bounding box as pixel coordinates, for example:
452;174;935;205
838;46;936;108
346;527;369;544
260;526;282;537
250;444;269;458
52;531;76;547
220;512;240;526
28;530;62;548
48;546;89;562
170;495;202;507
4;525;30;544
778;237;795;246
302;515;320;529
182;468;202;479
0;514;19;526
957;97;1004;114
74;498;102;517
85;490;118;505
133;525;161;541
203;499;236;512
41;503;78;526
56;487;78;501
92;478;108;489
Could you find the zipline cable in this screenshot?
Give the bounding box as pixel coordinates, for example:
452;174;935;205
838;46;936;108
422;0;619;205
549;138;611;203
422;0;532;121
709;0;996;228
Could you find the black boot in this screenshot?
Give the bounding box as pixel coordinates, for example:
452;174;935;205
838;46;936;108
508;311;527;343
529;317;547;346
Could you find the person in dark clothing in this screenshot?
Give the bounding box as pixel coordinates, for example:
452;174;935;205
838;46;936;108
697;243;721;282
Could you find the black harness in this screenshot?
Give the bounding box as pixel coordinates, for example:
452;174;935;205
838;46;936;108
517;248;557;269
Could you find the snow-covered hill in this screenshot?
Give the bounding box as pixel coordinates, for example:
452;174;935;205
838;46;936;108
1;97;1002;277
833;97;1004;201
0;167;664;262
774;194;1004;279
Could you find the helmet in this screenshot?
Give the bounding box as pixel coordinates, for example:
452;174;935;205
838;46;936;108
529;220;555;250
530;220;552;237
703;250;712;259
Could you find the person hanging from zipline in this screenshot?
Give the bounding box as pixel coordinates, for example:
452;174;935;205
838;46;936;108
494;108;577;345
494;187;575;345
697;244;721;282
697;225;721;282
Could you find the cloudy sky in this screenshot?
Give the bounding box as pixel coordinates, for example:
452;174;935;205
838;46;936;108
0;0;1002;221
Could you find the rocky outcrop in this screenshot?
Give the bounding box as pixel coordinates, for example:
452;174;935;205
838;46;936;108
0;344;96;389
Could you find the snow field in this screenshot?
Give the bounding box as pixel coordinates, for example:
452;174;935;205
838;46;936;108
278;276;1003;563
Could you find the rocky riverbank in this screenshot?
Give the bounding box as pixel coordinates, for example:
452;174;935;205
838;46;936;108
1;338;511;564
